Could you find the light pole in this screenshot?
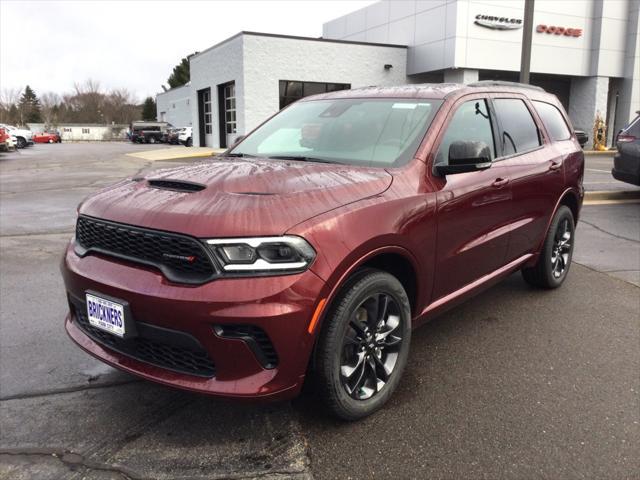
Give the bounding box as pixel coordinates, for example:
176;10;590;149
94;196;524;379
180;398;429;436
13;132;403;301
519;0;535;84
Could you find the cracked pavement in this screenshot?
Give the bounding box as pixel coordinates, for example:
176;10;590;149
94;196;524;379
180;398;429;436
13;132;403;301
1;143;638;479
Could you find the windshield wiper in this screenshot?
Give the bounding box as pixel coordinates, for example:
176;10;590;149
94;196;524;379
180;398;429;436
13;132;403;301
225;152;262;158
267;155;338;164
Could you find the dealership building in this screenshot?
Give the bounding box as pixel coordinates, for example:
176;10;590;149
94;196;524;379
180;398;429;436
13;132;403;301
157;0;639;149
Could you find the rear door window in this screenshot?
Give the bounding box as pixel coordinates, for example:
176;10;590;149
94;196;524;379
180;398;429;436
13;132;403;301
494;98;541;156
533;101;571;141
435;99;495;165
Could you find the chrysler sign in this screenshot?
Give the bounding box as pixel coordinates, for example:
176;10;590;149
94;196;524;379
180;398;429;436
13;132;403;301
474;14;523;30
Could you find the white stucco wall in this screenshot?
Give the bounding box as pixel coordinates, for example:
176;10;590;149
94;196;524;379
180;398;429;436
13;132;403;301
241;34;408;136
189;35;244;148
568;76;609;134
323;0;631;78
188;33;407;148
615;0;640;136
156;84;192;128
324;0;639;145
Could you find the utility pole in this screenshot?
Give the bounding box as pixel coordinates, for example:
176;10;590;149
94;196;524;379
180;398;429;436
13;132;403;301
519;0;535;84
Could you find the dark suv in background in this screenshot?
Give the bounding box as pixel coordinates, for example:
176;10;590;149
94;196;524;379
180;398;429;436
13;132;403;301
613;112;640;186
62;81;584;420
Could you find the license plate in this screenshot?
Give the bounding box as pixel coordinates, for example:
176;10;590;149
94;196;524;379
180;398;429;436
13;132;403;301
86;293;125;337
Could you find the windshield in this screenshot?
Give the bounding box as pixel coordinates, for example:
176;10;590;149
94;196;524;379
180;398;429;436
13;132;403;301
229;98;442;167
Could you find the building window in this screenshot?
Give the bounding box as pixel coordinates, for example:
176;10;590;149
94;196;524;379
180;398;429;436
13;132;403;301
279;80;350;109
82;128;90;134
63;128;72;133
203;89;212;134
224;83;236;135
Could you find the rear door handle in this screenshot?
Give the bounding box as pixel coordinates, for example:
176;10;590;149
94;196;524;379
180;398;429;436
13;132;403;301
492;178;509;188
549;161;562;172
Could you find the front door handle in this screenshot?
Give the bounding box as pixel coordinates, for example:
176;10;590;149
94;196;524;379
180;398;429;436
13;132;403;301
549;161;562;172
492;177;509;188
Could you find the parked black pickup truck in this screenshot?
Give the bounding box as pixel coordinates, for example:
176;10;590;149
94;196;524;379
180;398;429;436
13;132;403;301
130;121;172;144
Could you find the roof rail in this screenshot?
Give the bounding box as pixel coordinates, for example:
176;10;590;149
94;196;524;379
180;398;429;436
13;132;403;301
467;80;545;92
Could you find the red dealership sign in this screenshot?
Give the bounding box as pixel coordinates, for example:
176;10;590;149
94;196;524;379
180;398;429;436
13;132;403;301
536;24;583;37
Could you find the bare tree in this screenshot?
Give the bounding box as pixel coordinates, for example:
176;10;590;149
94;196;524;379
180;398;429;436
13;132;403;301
0;88;22;124
40;92;62;126
1;80;141;126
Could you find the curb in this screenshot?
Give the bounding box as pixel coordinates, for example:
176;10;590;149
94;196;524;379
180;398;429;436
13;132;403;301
584;150;616;155
584;189;640;204
126;147;225;161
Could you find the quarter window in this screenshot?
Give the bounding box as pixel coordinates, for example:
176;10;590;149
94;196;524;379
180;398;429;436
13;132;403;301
532;101;571;141
435;99;495;165
494;98;541;155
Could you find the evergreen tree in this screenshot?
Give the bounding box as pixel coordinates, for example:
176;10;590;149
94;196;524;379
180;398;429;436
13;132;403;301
141;97;157;121
166;55;195;89
18;85;43;123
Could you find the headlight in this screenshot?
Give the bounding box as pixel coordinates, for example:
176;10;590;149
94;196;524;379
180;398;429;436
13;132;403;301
206;236;316;274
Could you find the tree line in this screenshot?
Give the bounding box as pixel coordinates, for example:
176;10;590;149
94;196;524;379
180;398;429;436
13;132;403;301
0;81;157;127
1;55;194;128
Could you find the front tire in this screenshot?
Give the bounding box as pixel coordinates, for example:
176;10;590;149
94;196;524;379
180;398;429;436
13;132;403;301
186;137;192;147
522;205;575;289
314;270;411;420
148;136;156;144
16;137;26;149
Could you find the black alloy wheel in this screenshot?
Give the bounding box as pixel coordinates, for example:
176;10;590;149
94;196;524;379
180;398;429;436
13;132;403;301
522;205;575;288
314;269;411;420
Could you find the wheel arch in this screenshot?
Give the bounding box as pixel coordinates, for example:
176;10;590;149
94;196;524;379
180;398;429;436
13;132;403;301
313;246;420;334
528;187;581;265
307;246;420;374
558;189;580;225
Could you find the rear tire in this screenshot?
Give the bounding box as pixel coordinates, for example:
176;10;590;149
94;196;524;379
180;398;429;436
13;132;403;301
148;136;156;144
48;139;53;144
16;137;26;149
186;137;192;147
522;205;575;289
314;269;411;421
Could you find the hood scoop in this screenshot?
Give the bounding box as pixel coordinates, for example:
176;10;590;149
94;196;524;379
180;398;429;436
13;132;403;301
147;179;206;193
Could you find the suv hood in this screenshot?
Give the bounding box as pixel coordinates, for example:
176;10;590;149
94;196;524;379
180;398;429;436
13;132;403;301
79;158;392;238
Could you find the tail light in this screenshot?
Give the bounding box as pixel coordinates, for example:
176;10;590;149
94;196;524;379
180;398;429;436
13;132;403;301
617;134;636;143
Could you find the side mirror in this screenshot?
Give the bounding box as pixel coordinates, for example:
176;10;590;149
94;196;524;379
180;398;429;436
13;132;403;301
435;141;492;176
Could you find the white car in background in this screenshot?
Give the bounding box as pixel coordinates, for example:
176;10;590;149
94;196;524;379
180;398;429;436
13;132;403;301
178;127;192;147
0;124;33;148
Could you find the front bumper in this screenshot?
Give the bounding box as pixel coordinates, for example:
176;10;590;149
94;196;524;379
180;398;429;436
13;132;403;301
61;239;326;400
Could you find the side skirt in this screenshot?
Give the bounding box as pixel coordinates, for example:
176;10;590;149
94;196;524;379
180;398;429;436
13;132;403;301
414;253;533;327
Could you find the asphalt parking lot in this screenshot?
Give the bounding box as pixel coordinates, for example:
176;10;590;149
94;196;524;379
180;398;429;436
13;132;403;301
1;143;638;479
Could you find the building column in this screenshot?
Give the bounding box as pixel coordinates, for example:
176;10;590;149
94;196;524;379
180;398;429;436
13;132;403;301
444;68;479;84
568;76;610;135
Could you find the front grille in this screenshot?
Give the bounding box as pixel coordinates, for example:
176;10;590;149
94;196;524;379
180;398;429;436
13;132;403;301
215;324;279;369
75;216;216;284
73;302;216;378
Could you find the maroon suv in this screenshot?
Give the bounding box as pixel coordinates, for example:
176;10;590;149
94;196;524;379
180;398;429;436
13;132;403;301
62;82;584;420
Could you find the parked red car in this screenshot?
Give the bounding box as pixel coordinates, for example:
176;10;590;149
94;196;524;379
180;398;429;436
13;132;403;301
0;128;10;151
61;82;584;419
33;131;61;143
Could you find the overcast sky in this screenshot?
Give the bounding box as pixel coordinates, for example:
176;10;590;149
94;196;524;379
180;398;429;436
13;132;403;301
0;0;374;101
